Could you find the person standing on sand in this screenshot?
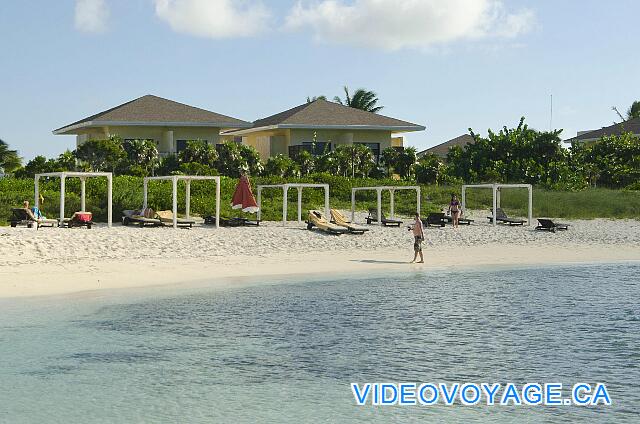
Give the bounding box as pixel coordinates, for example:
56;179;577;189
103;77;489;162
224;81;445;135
409;212;424;263
448;194;461;228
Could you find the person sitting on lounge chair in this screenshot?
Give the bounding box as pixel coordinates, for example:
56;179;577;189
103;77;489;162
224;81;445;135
11;201;57;228
27;201;48;220
22;201;37;221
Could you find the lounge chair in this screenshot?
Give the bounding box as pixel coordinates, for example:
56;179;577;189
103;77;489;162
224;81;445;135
156;210;196;228
61;212;93;229
443;211;474;225
9;208;57;229
366;208;402;227
307;210;348;235
535;218;569;232
203;216;260;227
122;209;162;227
423;212;446;227
487;208;526;226
236;218;260;227
330;209;369;234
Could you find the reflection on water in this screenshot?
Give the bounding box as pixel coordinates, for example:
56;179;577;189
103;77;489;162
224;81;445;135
0;263;639;423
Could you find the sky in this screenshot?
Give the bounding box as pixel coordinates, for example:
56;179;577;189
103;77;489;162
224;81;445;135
1;0;639;161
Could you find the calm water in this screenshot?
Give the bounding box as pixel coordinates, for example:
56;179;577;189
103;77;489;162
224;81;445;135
0;263;639;423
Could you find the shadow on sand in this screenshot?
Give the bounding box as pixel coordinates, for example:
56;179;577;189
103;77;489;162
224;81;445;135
351;259;409;265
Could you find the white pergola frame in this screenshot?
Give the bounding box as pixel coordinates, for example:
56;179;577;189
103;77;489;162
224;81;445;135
256;183;329;226
461;183;533;226
143;175;220;228
35;172;113;227
351;186;421;225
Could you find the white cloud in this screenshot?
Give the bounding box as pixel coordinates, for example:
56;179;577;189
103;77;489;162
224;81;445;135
153;0;271;39
285;0;535;50
74;0;110;33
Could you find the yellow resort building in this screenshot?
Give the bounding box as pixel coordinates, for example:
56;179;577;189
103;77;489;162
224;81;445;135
54;96;425;162
53;95;252;156
223;99;425;162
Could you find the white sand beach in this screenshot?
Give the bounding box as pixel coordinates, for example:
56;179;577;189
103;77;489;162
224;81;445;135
1;210;639;298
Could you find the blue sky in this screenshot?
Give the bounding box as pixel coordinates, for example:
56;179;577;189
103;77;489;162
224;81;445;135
1;0;639;160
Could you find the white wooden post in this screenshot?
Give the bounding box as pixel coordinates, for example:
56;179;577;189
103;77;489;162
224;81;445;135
282;185;288;226
528;185;533;226
492;184;497;226
172;176;178;229
377;188;382;226
185;179;191;219
351;189;356;222
297;186;302;223
461;185;466;214
143;179;148;209
324;185;330;221
80;177;86;212
390;189;395;219
215;177;220;228
59;174;66;225
257;187;262;222
416;187;421;216
496;187;501;209
34;176;40;209
107;174;112;228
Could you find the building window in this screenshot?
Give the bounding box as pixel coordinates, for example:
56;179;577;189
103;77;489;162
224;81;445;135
355;142;381;164
176;140;208;153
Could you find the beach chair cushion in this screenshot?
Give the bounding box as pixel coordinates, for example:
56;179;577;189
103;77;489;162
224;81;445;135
308;211;348;234
73;212;92;222
330;209;368;233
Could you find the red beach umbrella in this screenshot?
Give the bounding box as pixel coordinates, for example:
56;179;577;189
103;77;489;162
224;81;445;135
231;174;259;213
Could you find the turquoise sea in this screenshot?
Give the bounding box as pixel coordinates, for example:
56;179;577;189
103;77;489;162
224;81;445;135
0;263;638;423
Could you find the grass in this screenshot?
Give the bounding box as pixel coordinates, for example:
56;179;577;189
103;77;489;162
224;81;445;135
462;187;640;219
1;176;638;225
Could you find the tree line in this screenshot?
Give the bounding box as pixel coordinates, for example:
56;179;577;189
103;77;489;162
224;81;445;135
2;117;638;190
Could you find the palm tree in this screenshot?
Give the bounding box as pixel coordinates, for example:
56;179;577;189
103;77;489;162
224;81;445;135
396;147;417;179
627;101;640;120
380;147;400;176
333;86;383;113
0;139;22;175
612;100;640;122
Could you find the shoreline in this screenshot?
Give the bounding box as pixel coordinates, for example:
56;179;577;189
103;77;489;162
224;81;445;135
2;243;639;299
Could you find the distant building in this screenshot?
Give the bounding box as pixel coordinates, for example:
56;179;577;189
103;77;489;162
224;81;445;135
223;99;424;163
53;95;252;157
565;117;640;144
418;134;474;159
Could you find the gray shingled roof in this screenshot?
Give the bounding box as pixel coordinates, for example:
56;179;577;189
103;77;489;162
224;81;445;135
244;99;424;132
566;117;640;142
418;134;474;157
54;95;251;134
